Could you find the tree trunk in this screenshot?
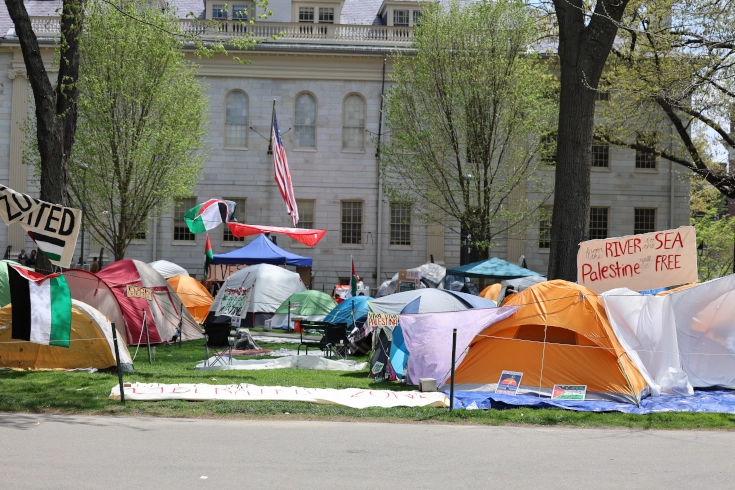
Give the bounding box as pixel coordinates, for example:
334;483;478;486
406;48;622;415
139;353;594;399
5;0;83;273
548;0;630;281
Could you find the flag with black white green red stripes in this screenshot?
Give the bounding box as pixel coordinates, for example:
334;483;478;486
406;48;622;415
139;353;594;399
8;266;72;348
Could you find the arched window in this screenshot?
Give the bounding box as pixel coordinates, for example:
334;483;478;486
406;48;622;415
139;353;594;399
225;91;248;148
342;94;365;150
294;92;317;148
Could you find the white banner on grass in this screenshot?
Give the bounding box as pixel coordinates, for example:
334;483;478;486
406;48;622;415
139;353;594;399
110;383;449;409
577;226;697;293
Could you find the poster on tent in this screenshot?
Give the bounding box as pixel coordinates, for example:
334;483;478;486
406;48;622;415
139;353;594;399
216;284;254;317
551;385;587;401
577;226;698;294
496;370;523;395
207;263;249;282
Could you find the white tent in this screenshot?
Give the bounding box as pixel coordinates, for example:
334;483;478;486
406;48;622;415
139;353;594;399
370;289;482;315
210;263;306;318
149;260;190;279
601;275;735;394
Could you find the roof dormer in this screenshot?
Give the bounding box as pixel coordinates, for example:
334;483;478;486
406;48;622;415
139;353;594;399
378;0;422;27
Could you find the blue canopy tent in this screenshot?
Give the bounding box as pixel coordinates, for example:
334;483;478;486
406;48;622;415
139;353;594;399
446;257;541;280
211;234;312;267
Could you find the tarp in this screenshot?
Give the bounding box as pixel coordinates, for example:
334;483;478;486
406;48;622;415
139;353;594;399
601;275;735;390
111;382;449;409
212;234;312;267
195;355;366;371
149;260;189;279
78;259;203;345
324;296;372;328
400;307;519;385
369;289;495;315
0;299;133;371
446;257;542;279
449;390;735;414
227;223;327;247
270;290;337;327
209;263;306;315
452;280;650;404
0;259;32;307
167;275;213;323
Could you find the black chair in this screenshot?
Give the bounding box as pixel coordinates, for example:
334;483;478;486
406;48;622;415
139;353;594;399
298;321;349;359
203;323;234;367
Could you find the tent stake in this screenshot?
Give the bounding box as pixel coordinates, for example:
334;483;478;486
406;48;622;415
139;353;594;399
111;323;125;404
450;328;457;412
143;309;152;364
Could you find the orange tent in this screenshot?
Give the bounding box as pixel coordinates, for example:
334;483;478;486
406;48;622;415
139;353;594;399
167;275;213;323
453;280;649;404
479;283;502;303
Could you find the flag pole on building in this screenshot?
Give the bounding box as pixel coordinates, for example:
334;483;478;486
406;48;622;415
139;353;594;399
351;256;357;297
268;99;276;155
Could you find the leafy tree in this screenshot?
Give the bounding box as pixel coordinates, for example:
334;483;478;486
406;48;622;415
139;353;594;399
380;0;557;258
5;0;271;269
26;1;209;260
596;0;735;199
690;173;735;280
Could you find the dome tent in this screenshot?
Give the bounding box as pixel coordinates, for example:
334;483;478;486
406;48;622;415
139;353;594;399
149;260;190;279
168;275;213;323
0;300;133;371
270;290;338;328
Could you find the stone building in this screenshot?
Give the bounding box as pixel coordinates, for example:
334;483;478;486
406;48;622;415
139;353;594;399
0;0;689;291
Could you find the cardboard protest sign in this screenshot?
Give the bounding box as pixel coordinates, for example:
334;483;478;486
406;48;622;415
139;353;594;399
367;312;399;328
126;285;152;301
577;226;697;294
0;185;82;268
207;263;249;282
215;284;254;317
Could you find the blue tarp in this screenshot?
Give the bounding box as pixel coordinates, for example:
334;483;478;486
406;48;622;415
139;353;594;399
446;257;541;280
211;234;312;267
324;296;373;327
448;390;735;414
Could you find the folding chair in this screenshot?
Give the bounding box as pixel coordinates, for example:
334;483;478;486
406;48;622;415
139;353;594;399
203;323;234;367
319;323;349;360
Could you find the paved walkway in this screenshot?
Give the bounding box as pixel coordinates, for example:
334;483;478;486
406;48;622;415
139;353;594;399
1;414;733;489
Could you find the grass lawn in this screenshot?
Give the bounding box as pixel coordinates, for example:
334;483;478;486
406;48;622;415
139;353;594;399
2;338;735;430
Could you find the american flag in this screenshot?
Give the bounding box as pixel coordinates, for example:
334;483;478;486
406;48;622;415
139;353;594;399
272;111;299;226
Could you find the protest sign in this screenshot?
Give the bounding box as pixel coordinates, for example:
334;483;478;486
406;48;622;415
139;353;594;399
496;370;523;395
577;226;697;293
215;284;254;317
0;185;81;268
126;285;152;301
551;385;587;401
367;312;399;328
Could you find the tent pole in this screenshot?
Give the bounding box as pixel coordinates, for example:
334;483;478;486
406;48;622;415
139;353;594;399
288;300;291;331
144;309;152;364
178;303;183;349
449;328;457;412
111;323;125;404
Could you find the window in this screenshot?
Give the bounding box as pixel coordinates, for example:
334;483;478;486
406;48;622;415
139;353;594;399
538;206;552;249
319;7;334;23
635;131;658;169
225;91;248;148
222;198;247;242
595;90;610;101
295;92;317;148
390;203;411;246
394;10;410;26
541;131;557;165
591;141;610;168
634;208;656;235
212;4;227;19
174;198;196;241
232;5;249;19
341;201;363;245
298;6;314;22
413;10;421;26
342;94;365;150
589;207;608;240
296;199;315;229
132;222;147;241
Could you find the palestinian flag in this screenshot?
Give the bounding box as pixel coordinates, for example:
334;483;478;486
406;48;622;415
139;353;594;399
351;256;357;297
27;230;65;262
184;199;236;234
9;266;72;348
203;233;214;279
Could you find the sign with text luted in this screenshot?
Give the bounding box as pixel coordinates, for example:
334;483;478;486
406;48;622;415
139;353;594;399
577;226;697;294
367;313;399;328
126;285;152;301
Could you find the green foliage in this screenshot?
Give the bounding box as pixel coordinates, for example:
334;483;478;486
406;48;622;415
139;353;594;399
68;1;208;259
380;0;557;253
690;175;735;280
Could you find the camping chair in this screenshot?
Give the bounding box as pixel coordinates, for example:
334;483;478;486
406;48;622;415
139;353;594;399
319;323;349;360
203;323;234;367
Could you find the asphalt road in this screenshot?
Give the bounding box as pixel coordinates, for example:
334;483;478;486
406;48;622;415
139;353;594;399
1;413;734;489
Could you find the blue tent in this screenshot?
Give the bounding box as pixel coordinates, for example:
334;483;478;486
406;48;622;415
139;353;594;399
446;257;541;280
324;296;373;328
211;234;312;267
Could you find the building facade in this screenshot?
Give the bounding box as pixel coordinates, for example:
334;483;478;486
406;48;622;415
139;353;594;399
0;0;689;292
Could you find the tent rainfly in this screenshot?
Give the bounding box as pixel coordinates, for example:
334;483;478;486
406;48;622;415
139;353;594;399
149;260;190;279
